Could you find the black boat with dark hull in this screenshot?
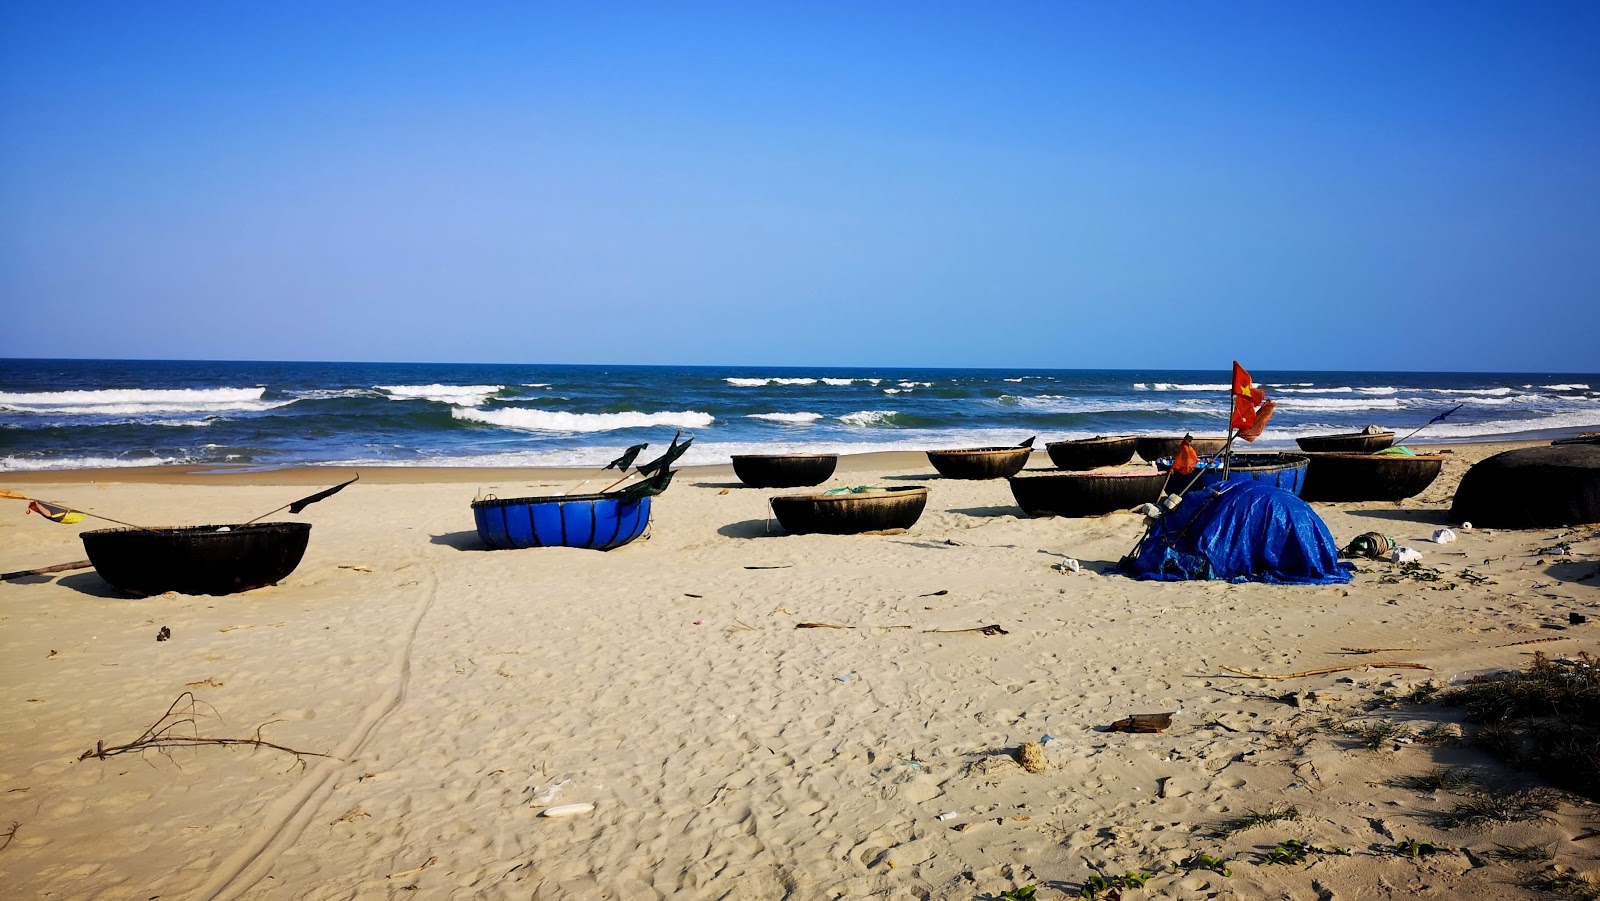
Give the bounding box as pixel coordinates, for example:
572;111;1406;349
1135;436;1228;463
1299;453;1445;502
925;442;1034;480
1295;431;1396;454
769;486;929;535
1008;471;1168;518
731;454;838;488
81;523;312;596
1045;436;1138;471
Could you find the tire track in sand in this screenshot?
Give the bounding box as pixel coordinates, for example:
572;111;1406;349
192;566;440;901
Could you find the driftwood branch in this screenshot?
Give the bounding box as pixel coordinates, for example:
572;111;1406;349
2;560;92;581
78;692;334;767
1220;663;1431;681
923;624;1010;636
0;821;18;853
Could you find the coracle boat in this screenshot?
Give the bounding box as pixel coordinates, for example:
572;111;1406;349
769;486;929;535
1045;435;1137;471
1159;453;1310;497
1299;452;1445;502
81;523;312;596
472;493;652;551
1135;435;1228;463
925;439;1035;480
1008;470;1168;518
730;453;838;488
1295;430;1396;454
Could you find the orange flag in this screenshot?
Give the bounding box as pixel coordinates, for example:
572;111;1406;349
1170;437;1200;475
1230;361;1268;435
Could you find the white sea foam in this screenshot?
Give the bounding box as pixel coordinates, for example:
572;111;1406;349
747;412;824;423
1542;383;1590;391
898;381;933;388
377;384;504;406
1148;383;1230;392
724;377;819;387
0;454;185;472
1357;387;1399;395
882;388;907;394
839;410;899;427
1425;387;1516;396
452;407;713;433
1265;383;1315;388
0;386;288;417
1277;386;1355;394
1453;393;1562;407
1273;397;1405;411
819;377;880;386
291;388;375;400
1001;395;1180;414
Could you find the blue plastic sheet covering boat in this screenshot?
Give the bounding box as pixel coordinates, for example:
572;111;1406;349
471;493;651;551
1157;454;1309;496
1124;481;1354;585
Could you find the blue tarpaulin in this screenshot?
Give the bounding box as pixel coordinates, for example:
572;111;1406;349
1124;481;1354;585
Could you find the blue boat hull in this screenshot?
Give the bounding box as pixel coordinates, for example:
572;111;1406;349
1158;454;1309;497
471;493;652;551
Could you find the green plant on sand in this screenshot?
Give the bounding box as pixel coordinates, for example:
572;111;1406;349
1259;839;1351;866
1402;766;1473;792
1218;805;1300;836
1176;852;1232;877
998;886;1037;901
1436;789;1560;830
1076;871;1153;899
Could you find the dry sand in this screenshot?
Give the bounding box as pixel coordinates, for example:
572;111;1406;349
1;443;1596;900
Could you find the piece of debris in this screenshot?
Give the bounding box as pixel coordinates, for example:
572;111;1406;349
1106;712;1175;733
1572;612;1589;625
156;627;171;642
541;803;595;818
1017;742;1047;773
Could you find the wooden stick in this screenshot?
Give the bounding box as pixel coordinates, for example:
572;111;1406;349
1220;662;1430;680
2;559;92;581
1339;647;1417;654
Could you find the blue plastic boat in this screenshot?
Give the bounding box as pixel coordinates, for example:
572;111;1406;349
1157;453;1310;496
471;493;652;551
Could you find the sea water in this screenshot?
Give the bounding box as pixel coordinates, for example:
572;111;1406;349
1;359;1597;471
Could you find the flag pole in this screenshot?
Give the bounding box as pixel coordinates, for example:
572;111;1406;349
1;491;155;530
1394;403;1465;448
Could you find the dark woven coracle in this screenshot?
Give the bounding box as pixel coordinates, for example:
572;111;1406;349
81;523;312;596
1450;444;1600;528
1135;436;1228;463
1299;453;1445;502
1008;470;1168;518
769;486;929;535
730;454;838;488
1045;436;1138;471
924;446;1033;480
1295;431;1397;453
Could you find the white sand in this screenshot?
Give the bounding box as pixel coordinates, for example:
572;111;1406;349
1;444;1596;899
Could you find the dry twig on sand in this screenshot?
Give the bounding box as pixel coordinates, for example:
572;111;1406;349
1340;647;1418;654
78;692;333;767
924;624;1010;636
1221;663;1431;680
0;821;19;854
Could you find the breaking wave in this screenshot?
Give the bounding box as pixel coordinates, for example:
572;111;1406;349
747;412;824;423
452;407;714;433
377;384;504;406
0;386;288;416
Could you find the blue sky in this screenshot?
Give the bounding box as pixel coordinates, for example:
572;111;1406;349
2;2;1596;371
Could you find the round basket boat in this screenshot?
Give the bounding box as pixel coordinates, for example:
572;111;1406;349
1160;453;1310;497
1295;431;1396;454
1299;453;1445;503
1450;444;1600;527
472;493;651;551
1045;436;1138;471
1135;436;1228;463
730;454;838;488
925;445;1033;480
81;522;312;596
769;486;929;535
1008;470;1168;518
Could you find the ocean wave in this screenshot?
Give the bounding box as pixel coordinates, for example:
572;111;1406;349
1000;394;1181;414
1542;383;1590;391
1146;383;1230;392
1451;393;1567;407
839;410;900;427
1425;387;1516;396
1273;397;1405;411
1277;386;1354;394
882;388;908;394
0;454;185;471
291;388;375;400
0;386;288;417
1265;383;1315;388
747;412;824;423
898;381;933;388
724;377;819;387
377;384;504;406
452;407;713;433
820;377;880;386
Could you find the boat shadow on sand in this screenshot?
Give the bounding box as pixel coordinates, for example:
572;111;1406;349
1338;507;1456;527
717;519;784;540
54;572;134;599
429;531;489;552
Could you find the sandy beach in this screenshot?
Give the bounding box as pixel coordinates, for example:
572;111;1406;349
2;442;1596;900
